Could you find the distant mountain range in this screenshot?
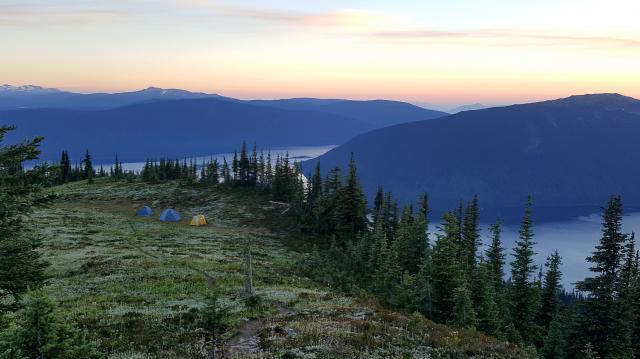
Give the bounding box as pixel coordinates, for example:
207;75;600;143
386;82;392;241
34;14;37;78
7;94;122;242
0;85;228;111
246;98;447;128
303;94;640;222
0;85;447;162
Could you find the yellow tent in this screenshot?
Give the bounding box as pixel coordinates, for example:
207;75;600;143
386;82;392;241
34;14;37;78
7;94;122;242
190;214;207;226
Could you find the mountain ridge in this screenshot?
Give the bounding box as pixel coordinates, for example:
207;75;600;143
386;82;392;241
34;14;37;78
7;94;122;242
303;93;640;222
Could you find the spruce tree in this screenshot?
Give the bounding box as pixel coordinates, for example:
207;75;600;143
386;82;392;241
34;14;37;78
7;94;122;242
222;157;231;184
473;258;500;335
576;196;634;358
238;141;250;184
264;152;273;187
416;248;435;319
82;149;94;184
538;250;563;331
0;126;50;313
370;226;401;304
334;153;367;240
431;212;463;322
373;186;384;220
232;150;239;183
461;195;481;276
199;291;231;357
451;279;476;329
0;290;103;358
486;220;506;294
541;310;568;359
509;195;540;344
59;150;71;183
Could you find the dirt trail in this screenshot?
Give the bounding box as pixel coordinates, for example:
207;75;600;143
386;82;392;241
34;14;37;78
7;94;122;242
224;302;296;358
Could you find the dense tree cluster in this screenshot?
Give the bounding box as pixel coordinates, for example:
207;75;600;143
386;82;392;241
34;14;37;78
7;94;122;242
298;160;640;358
1;126;104;357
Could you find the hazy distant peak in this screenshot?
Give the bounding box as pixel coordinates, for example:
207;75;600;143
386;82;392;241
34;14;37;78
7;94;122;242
450;103;487;113
0;84;62;94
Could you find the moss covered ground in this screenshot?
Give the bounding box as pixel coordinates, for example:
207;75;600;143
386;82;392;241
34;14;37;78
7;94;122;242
31;178;531;358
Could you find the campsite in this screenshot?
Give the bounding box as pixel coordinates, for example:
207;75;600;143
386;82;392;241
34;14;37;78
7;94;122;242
26;177;529;358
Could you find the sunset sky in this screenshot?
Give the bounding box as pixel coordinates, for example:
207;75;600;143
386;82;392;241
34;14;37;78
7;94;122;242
2;0;640;107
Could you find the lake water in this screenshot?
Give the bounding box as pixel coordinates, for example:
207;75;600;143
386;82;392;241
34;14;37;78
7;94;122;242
487;212;640;288
116;145;338;173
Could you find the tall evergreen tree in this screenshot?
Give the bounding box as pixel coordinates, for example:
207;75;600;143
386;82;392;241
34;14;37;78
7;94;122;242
576;196;634;358
59;150;71;183
432;212;464;322
538;250;563;331
486;220;506;294
334;153;367;240
461;195;481;276
509;195;540;344
82;149;94;184
473;258;500;335
0;126;50;313
451;279;476;329
222;157;231;184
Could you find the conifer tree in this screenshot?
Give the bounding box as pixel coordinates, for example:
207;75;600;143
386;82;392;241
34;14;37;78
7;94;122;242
210;158;220;184
257;150;266;186
264;152;273;187
373;186;384;220
451;279;476;329
370;227;401;304
473;258;501;335
509;195;540;344
199;291;230;357
538;250;563;331
114;153;122;180
541;311;568;359
59;150;71;183
432;212;463;322
222;157;231;184
82;149;94;184
0;126;49;312
334;153;367;240
576;196;634;358
416;248;435;319
308;162;323;204
250;143;258;185
232;150;239;183
486;221;506;294
0;290;104;358
461;195;481;276
239;141;250;184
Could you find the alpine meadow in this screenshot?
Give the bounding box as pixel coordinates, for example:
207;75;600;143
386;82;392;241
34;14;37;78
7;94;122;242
2;1;640;358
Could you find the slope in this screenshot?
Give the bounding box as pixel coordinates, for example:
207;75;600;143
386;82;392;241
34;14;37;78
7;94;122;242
304;93;640;221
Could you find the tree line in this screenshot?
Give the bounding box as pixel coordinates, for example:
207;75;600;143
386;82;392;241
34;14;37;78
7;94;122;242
9;136;640;358
297;160;640;359
136;141;640;358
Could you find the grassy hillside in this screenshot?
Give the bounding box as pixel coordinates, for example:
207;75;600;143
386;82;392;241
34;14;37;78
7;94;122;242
31;179;531;358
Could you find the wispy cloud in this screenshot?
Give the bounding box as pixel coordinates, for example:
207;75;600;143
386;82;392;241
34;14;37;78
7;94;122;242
370;29;640;48
155;0;399;31
0;4;125;26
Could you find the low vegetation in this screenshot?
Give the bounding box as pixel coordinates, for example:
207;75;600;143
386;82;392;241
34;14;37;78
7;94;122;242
1;178;529;358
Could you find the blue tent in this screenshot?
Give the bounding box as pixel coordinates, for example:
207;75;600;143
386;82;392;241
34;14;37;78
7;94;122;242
159;208;181;222
137;205;153;217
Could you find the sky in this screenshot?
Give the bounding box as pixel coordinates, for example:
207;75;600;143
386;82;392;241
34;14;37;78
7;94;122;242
2;0;640;108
